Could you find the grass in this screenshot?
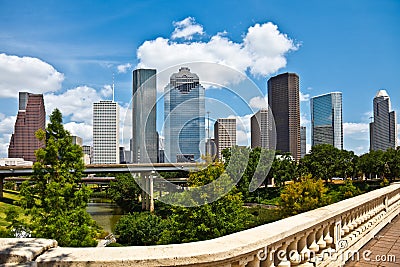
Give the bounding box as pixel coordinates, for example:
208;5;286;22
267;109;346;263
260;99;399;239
247;206;283;228
0;190;24;228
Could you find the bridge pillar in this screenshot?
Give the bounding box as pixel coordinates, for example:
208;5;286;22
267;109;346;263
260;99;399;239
149;173;154;213
142;175;148;211
0;177;3;199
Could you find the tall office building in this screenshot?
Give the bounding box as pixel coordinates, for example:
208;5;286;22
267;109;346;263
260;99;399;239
132;69;158;163
310;92;343;149
92;100;119;164
8;92;46;162
370;90;397;151
164;67;205;163
251;108;275;149
300;126;307;158
214;118;236;159
267;73;301;161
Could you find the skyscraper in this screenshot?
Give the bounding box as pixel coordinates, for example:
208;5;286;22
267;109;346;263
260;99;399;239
267;73;301;161
164;67;205;163
251;108;274;149
310;92;343;149
132;69;158;163
92;100;119;164
8;92;46;162
370;90;397;151
300;126;306;158
214;118;236;159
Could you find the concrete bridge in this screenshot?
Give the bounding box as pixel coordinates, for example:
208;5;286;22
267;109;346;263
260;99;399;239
0;163;197;199
1;183;399;266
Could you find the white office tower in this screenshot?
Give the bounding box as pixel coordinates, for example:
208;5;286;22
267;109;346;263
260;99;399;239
93;100;120;164
214;118;236;159
370;90;397;151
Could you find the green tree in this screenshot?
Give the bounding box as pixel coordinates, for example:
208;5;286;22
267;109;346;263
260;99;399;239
159;163;252;244
339;179;361;200
268;153;298;187
358;150;386;179
384;147;400;181
280;175;330;216
114;212;166;246
109;173;142;212
14;109;98;247
160;192;250;244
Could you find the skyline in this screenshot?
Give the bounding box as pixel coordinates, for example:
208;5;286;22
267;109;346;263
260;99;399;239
0;0;399;157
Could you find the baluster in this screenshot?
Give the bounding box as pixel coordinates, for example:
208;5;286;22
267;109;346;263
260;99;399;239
288;239;301;266
247;256;261;267
347;213;355;231
323;224;333;247
297;234;312;266
341;216;349;236
275;242;290;267
260;247;275;267
316;226;326;250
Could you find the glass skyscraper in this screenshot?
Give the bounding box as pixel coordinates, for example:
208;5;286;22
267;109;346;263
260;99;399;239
370;90;397;151
310;92;343;149
132;69;158;163
164;67;205;163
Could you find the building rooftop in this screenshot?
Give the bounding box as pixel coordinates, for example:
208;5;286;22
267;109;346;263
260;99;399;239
375;89;389;98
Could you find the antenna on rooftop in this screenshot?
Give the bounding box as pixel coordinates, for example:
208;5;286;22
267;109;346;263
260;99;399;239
112;72;115;102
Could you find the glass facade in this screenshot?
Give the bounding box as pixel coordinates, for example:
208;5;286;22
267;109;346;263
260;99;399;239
311;92;343;149
164;67;205;163
370;90;397;151
132;69;158;163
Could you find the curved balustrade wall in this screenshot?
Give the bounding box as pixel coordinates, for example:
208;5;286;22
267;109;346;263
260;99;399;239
3;183;400;267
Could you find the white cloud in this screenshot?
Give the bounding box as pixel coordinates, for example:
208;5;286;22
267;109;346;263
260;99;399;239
249;96;268;109
343;122;369;140
0;114;16;157
45;85;112;124
119;104;132;149
117;63;132;73
64;122;93;145
301;113;310;126
227;114;252;146
0;53;64;98
300;91;310;102
0;114;16;135
137;20;298;91
171;17;204;40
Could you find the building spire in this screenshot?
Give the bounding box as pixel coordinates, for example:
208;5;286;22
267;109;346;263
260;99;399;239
112;72;115;102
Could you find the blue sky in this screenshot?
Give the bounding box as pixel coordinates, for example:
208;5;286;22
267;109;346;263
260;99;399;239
0;0;399;157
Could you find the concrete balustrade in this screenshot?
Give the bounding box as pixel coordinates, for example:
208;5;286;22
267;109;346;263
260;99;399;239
1;183;400;267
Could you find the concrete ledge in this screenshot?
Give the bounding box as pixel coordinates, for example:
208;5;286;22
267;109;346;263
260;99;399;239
2;184;400;266
0;238;57;264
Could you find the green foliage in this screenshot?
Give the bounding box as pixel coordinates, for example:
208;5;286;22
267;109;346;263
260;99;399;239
114;212;166;246
159;193;251;244
158;163;253;244
12;109;98;247
380;177;390;187
108;173;142;212
4;181;16;190
339;179;361;200
384;147;400;181
300;144;358;181
358;150;386;179
268;153;298;187
280;175;330;216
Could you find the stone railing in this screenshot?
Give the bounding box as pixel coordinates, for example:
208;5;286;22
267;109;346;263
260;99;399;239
2;183;400;267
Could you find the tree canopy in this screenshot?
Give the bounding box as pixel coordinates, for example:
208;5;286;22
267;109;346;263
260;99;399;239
13;109;98;247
